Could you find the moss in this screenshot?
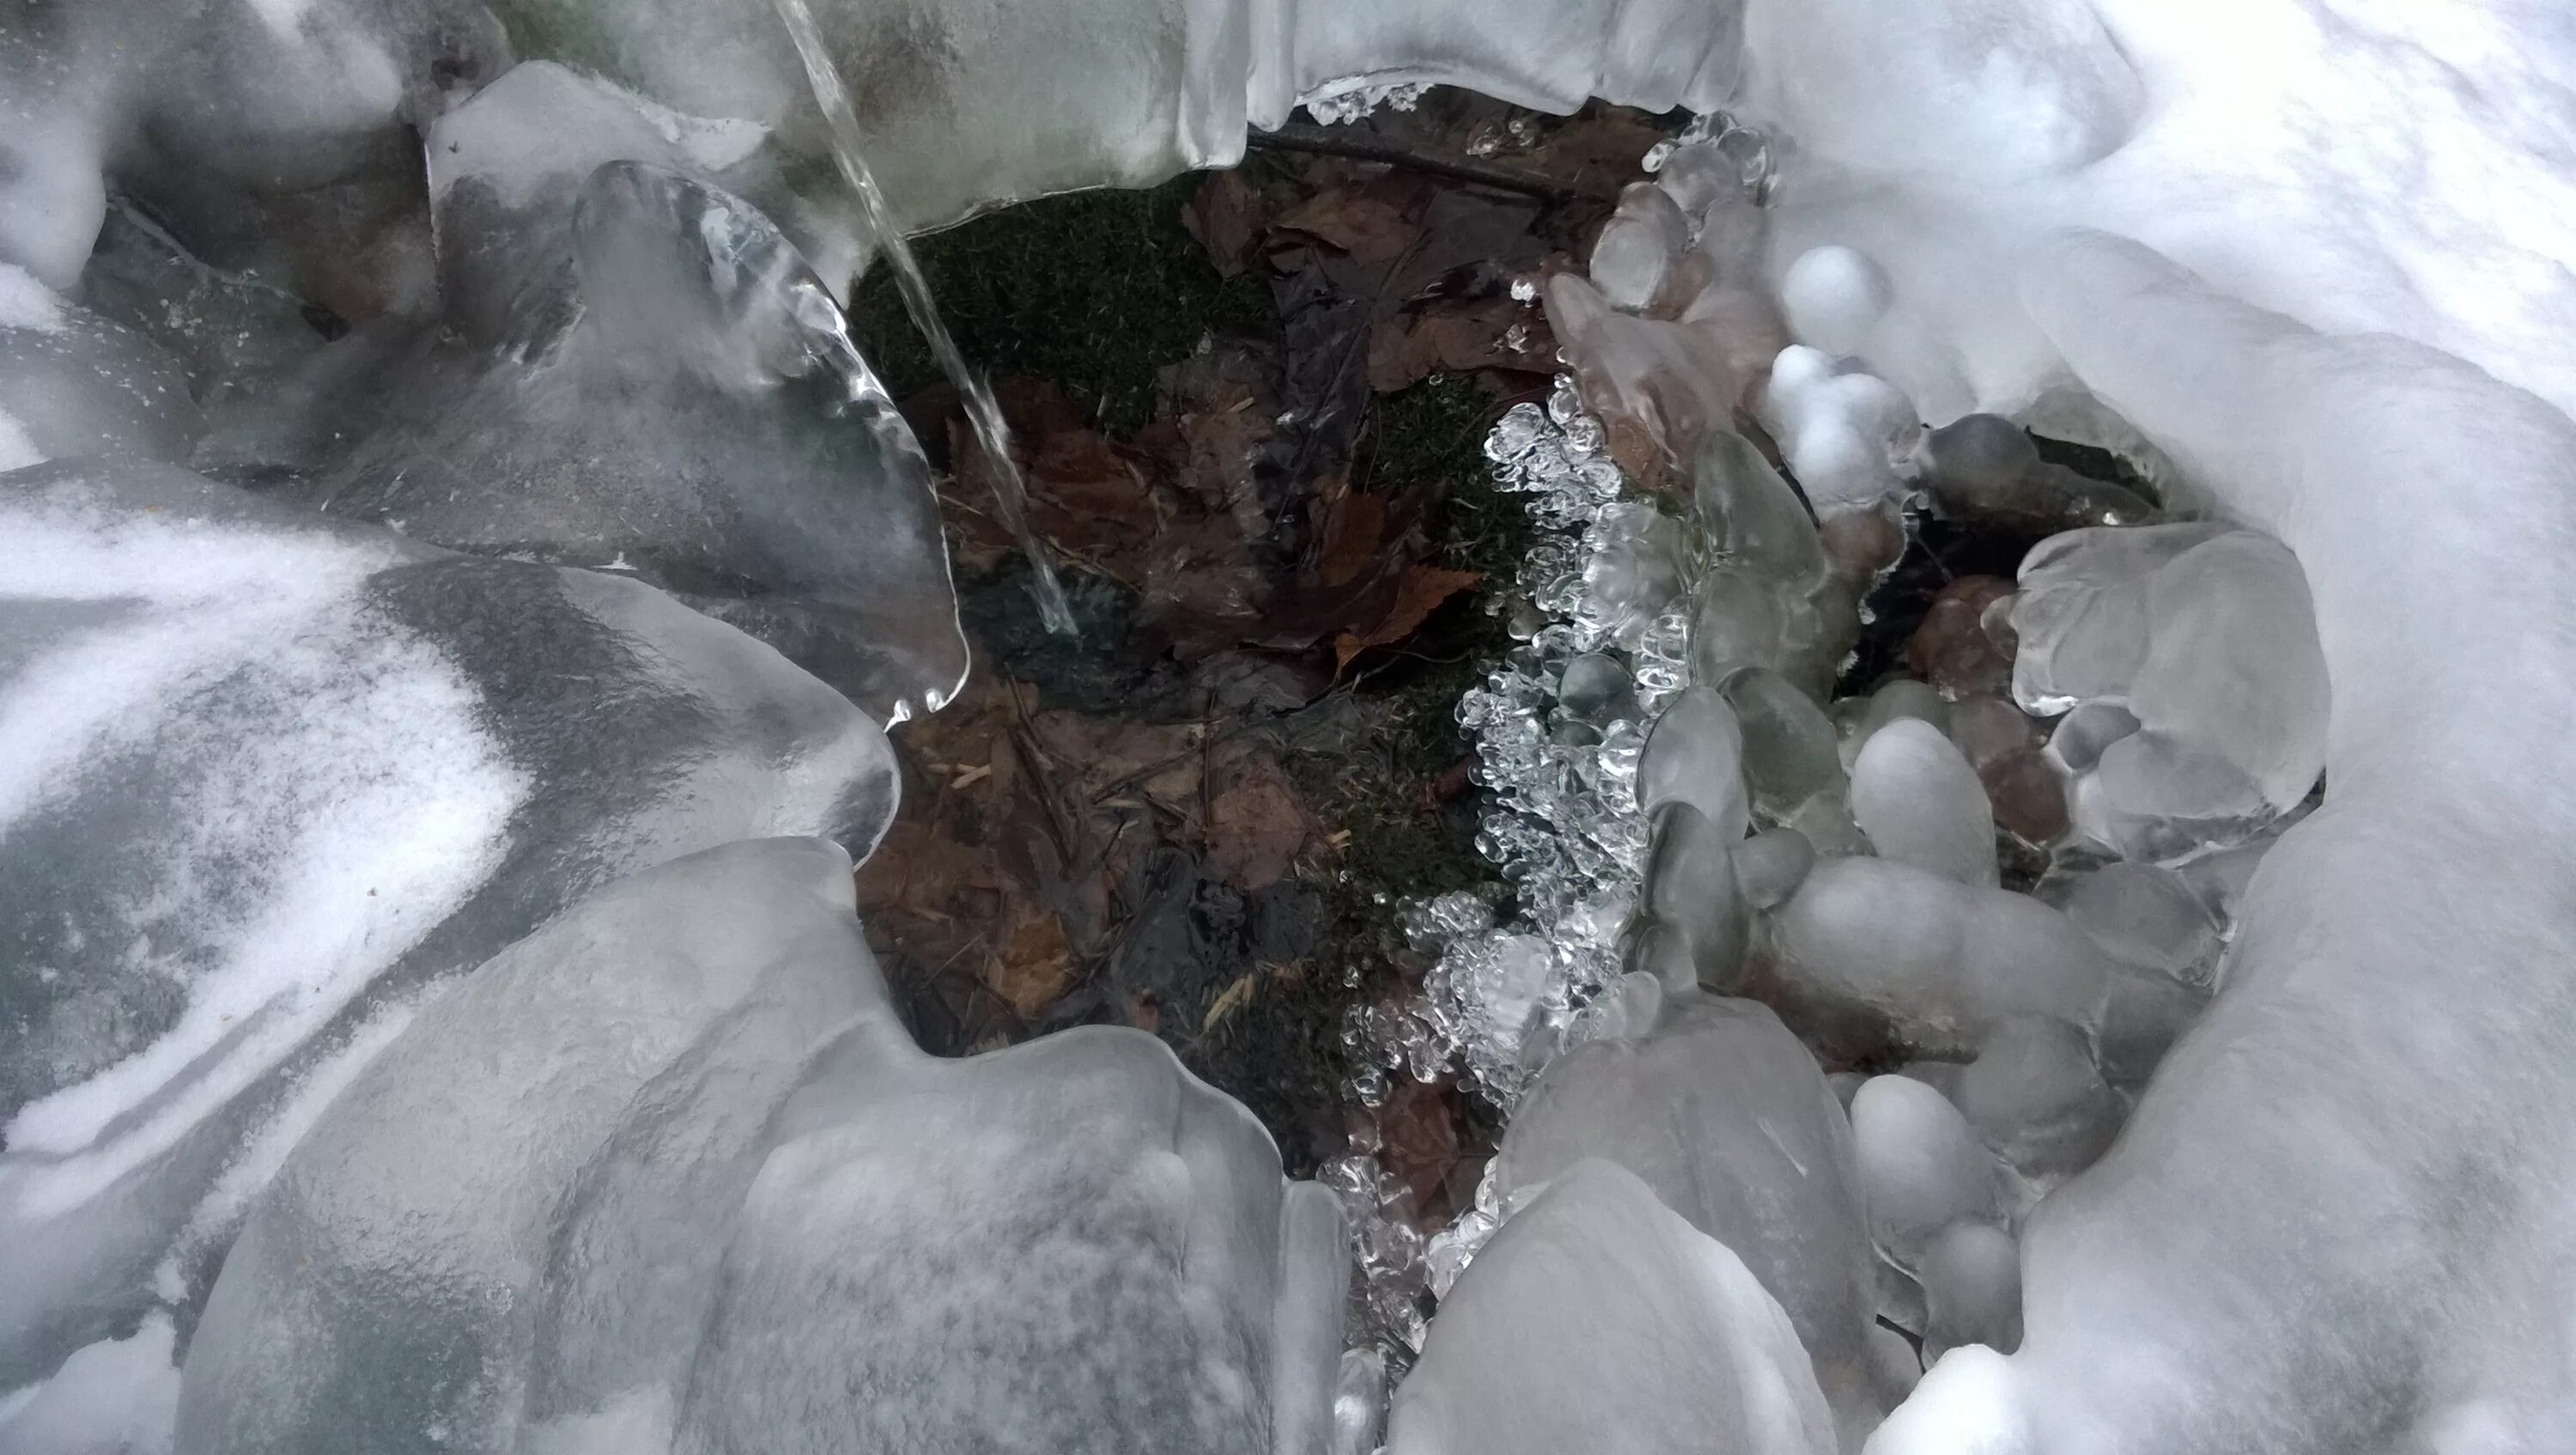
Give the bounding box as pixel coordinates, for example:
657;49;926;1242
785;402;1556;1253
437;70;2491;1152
848;174;1276;437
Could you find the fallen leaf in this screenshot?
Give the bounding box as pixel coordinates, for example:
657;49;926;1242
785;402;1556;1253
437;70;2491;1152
1183;171;1266;277
1205;757;1316;891
1314;481;1386;588
1333;564;1484;671
1376;1078;1462;1215
988;909;1074;1019
1275;181;1425;265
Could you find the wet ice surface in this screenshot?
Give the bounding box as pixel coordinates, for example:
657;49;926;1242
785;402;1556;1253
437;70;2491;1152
176;838;1344;1455
0;459;896;1411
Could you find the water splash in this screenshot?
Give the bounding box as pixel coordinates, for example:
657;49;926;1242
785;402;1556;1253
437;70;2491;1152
769;0;1078;636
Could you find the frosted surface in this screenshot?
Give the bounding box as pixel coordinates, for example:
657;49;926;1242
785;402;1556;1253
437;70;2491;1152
0;460;896;1401
176;837;1344;1455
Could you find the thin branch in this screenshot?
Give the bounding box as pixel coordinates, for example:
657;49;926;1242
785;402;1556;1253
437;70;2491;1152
1248;125;1607;204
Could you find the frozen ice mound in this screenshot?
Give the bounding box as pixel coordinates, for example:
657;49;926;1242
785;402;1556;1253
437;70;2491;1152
189;64;968;723
1495;992;1892;1441
1388;1159;1836;1455
0;459;896;1405
173;837;1346;1455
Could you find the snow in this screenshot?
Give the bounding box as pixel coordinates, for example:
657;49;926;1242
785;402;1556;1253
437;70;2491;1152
0;263;66;332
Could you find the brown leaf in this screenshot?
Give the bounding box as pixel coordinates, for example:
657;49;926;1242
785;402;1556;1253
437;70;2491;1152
1183;171;1265;277
1205;757;1316;891
1365;315;1445;394
1376;1078;1463;1215
1333;564;1483;671
988;909;1074;1020
1275;182;1425;265
1314;482;1386;589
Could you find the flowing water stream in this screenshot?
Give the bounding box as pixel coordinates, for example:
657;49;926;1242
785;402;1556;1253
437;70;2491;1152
769;0;1078;636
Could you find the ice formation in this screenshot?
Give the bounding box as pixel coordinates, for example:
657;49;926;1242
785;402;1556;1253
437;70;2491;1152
196;65;968;722
0;459;896;1410
176;838;1343;1454
1387;1160;1836;1455
7;0;2576;1448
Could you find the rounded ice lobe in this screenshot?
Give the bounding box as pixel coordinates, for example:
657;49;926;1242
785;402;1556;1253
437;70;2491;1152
1850;719;2000;887
1781;245;1893;358
2011;522;2328;859
1850;1076;2002;1270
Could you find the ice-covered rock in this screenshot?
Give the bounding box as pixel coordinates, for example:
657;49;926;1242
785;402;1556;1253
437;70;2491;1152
1496;993;1889;1440
1779;246;1893;360
2056;860;2221;983
1917;414;2154;533
0;459;896;1400
1388;1159;1836;1455
1589;183;1692;312
1549;271;1783;466
173;836;1345;1453
1759;345;1923;511
1639;802;1752;991
199;88;968;721
2012;521;2329;860
1637;684;1750;837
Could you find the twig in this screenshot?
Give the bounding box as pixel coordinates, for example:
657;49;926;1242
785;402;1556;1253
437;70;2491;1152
1248;125;1607;204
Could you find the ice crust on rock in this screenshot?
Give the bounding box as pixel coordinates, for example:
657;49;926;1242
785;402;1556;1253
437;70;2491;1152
0;460;896;1401
1388;1159;1836;1455
173;837;1345;1455
0;265;202;472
